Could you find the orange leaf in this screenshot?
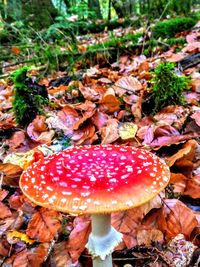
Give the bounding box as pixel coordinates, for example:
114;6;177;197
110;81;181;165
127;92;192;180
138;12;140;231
113;76;143;96
66;215;91;262
48;241;75;266
157;199;198;241
166;140;198;167
112;208;144;249
191;111;200;126
26;208;62;242
0;202;12;219
5;131;26;150
99;93;120;113
137;229;163;246
11;46;21;55
101;118;119;145
0;163;22;186
4;243;49;267
184;175;200;198
32;115;47;132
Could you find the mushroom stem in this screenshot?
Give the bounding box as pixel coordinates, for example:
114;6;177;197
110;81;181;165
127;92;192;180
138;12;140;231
86;214;123;267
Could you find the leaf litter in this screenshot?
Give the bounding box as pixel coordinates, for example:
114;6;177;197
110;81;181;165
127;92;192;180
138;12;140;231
0;21;200;267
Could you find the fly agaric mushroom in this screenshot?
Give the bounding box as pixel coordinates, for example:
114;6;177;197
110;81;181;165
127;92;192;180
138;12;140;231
19;145;170;267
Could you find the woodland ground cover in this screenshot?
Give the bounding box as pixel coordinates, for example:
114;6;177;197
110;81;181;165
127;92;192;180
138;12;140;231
0;6;200;267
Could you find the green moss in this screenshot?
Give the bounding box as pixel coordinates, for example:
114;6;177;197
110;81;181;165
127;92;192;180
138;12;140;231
87;32;142;52
12;66;48;126
153;17;196;39
150;62;191;114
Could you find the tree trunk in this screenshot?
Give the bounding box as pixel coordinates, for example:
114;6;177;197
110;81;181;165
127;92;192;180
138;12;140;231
20;0;58;30
88;0;102;19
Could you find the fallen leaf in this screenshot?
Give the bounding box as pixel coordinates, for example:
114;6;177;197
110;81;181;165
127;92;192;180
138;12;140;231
7;230;35;244
184;175;200;198
0;202;12;219
112;208;144;249
4;243;49;267
90;111;109;130
66;215;91;262
149;132;199;148
113;76;143;96
26;208;62;242
101;118;119;144
157;199;198;240
166;140;198;167
0;238;10;257
191;111;200;126
5;131;26;150
137;229;163;246
119;122;138;140
0;163;22;186
47;241;77;267
11;46;21;55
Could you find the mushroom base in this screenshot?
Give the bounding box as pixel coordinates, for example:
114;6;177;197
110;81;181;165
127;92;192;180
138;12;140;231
86;214;123;267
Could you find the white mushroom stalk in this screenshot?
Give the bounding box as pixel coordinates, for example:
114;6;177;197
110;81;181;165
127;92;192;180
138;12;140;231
86;214;123;267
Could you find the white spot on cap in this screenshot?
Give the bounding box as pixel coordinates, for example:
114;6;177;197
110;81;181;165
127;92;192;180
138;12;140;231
59;182;68;187
112;200;118;204
81;192;90;197
23;185;29;190
79;205;87;211
109;178;117;183
121;174;129;179
126;201;133;206
62;191;72;195
120;155;126;160
61;198;67;203
42;194;49;199
90;175;96;182
46;186;53;191
31;178;35;183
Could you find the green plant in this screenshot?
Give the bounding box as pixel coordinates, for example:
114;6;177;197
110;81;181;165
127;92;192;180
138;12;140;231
12;66;48;126
153;17;196;39
150;62;191;114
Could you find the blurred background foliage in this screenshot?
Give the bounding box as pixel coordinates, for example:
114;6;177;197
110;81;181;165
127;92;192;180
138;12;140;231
0;0;199;74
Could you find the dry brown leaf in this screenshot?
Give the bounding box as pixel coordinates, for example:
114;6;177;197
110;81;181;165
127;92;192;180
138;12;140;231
182;42;200;53
32;115;48;132
101;118;119;145
157;199;198;241
137;229;163;246
0;163;22;186
184;175;200;198
0;216;17;236
4;243;49;267
90;111;109;130
166;140;198;167
0;239;10;257
26;208;62;242
170;173;187;194
112;208;144;249
0;189;9;201
47;241;78;267
191;111;200;126
113;76;143;96
5;131;26;150
0;202;12;219
66;215;91;262
149;132;199;148
99;94;120;113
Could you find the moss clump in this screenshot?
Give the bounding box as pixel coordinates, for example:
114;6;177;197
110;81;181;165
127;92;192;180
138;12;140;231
149;62;191;114
153;17;196;39
12;66;48;127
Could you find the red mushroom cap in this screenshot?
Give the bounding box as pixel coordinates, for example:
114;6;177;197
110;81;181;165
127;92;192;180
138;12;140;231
19;145;170;214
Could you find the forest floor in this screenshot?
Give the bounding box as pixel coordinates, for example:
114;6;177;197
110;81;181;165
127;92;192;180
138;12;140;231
0;18;200;267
